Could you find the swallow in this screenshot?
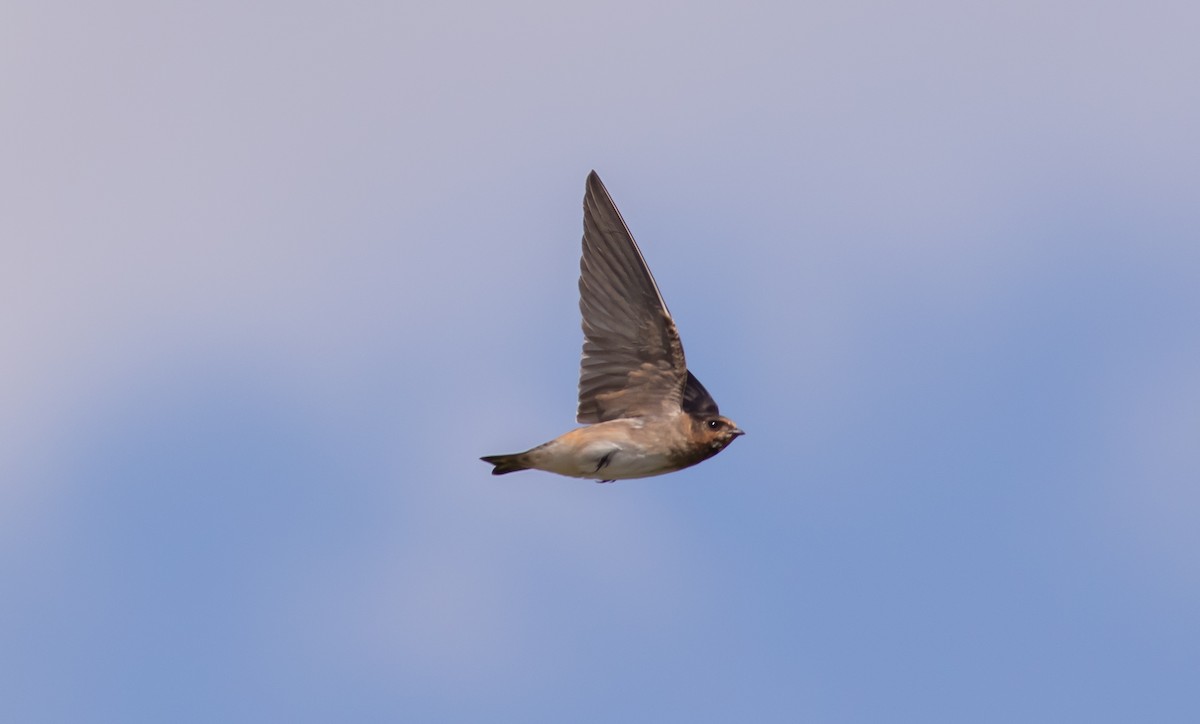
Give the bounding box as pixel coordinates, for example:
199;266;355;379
481;171;743;483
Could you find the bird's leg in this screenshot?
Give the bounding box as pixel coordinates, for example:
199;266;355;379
594;450;615;471
593;450;616;483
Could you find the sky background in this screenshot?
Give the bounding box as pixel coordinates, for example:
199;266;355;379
3;1;1198;722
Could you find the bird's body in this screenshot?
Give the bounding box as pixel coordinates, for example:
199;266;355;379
484;413;733;482
482;171;742;482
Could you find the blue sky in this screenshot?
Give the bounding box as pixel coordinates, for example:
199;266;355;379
3;1;1198;721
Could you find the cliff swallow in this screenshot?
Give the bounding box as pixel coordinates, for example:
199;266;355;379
482;171;743;482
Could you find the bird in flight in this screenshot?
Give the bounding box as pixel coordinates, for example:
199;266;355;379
482;171;743;483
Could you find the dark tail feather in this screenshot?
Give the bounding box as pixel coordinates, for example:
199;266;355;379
480;453;530;476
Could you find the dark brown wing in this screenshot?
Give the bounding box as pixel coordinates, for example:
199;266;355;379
682;370;720;416
577;171;688;423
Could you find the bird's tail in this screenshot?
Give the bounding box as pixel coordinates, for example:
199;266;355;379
480;453;531;476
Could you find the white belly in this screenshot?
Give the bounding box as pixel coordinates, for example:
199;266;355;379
529;420;681;480
586;444;674;480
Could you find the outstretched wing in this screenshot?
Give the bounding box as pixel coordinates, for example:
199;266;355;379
577;171;689;423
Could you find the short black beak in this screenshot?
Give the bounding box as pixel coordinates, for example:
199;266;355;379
730;427;745;437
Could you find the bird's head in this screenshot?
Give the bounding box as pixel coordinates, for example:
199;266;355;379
696;415;745;452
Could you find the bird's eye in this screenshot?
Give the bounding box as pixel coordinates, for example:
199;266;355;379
707;419;722;430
